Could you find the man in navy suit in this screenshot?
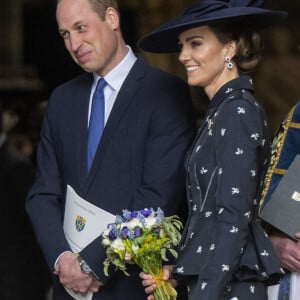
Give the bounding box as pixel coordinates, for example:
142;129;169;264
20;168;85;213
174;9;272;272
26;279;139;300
26;0;194;299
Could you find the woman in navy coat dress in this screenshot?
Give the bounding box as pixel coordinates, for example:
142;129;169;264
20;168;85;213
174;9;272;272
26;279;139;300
138;1;287;299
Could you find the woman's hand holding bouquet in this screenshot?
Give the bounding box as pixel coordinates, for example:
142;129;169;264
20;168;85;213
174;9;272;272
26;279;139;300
101;207;182;300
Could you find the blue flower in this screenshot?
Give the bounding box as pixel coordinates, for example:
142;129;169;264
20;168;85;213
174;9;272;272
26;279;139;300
136;211;146;224
134;226;143;237
154;227;161;234
131;210;139;218
127;230;136;239
108;224;119;240
121;226;129;238
122;209;132;221
115;215;124;224
155;207;164;224
140;209;153;217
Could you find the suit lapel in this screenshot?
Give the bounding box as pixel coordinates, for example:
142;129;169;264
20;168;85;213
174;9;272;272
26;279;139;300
84;58;146;194
75;74;94;190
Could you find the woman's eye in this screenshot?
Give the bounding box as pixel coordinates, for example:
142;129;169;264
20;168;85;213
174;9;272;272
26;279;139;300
191;41;201;48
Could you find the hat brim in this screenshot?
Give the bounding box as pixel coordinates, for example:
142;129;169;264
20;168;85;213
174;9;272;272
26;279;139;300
138;8;287;53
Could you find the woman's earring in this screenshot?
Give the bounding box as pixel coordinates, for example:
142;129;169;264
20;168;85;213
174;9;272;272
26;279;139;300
225;56;233;70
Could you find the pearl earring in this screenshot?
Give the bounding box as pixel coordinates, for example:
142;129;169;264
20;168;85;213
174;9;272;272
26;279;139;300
225;56;233;70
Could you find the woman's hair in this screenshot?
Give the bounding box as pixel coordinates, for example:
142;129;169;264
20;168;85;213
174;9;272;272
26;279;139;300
88;0;119;20
209;22;263;74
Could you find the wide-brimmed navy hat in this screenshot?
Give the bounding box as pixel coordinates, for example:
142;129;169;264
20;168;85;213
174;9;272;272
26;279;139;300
138;0;287;53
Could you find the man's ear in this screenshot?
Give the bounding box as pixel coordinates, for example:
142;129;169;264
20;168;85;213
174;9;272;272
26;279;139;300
105;7;120;30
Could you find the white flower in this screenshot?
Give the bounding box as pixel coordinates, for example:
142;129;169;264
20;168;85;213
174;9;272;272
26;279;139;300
222;264;230;272
176;266;184;274
201;282;207;290
208;119;214;130
102;238;111;246
205;211;212;217
230;226;239;233
196;246;202;253
237;107;246;114
125;218;143;230
244;211;251;218
232;187;240;195
144;216;156;229
260;250;269;256
221;128;226;136
200;167;208;174
111;238;125;251
235;148;244;155
131;244;139;254
251;133;259;140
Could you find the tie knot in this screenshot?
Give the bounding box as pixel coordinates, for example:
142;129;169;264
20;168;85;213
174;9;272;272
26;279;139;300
95;78;107;93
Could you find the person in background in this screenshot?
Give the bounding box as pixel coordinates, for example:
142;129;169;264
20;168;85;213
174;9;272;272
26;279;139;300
0;104;50;299
138;0;286;299
25;0;195;299
259;101;300;300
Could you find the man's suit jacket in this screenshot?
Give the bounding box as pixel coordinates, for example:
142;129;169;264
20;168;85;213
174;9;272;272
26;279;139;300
26;57;195;299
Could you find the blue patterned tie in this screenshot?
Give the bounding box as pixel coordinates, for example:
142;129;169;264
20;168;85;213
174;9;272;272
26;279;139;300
278;273;291;300
87;78;106;172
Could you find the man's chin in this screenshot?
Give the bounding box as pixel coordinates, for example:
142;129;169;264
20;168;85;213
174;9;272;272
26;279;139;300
77;62;94;73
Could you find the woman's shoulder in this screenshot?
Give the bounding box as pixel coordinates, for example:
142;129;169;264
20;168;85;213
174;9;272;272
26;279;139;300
219;89;263;115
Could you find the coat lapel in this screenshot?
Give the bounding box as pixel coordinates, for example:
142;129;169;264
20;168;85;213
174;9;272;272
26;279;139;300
84;57;147;194
75;74;94;190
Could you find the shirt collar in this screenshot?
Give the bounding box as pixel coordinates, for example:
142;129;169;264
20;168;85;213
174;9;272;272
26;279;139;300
209;75;254;109
93;46;137;91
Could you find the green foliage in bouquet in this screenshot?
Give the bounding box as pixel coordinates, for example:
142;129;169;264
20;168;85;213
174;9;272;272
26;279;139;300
101;207;182;300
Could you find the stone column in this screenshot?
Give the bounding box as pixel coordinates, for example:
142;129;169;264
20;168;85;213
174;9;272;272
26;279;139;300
0;0;23;69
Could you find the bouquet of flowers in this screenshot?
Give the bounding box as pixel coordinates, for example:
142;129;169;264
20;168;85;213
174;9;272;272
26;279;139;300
101;207;182;300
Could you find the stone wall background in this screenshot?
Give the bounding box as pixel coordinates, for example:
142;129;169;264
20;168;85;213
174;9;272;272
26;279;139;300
0;0;299;133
